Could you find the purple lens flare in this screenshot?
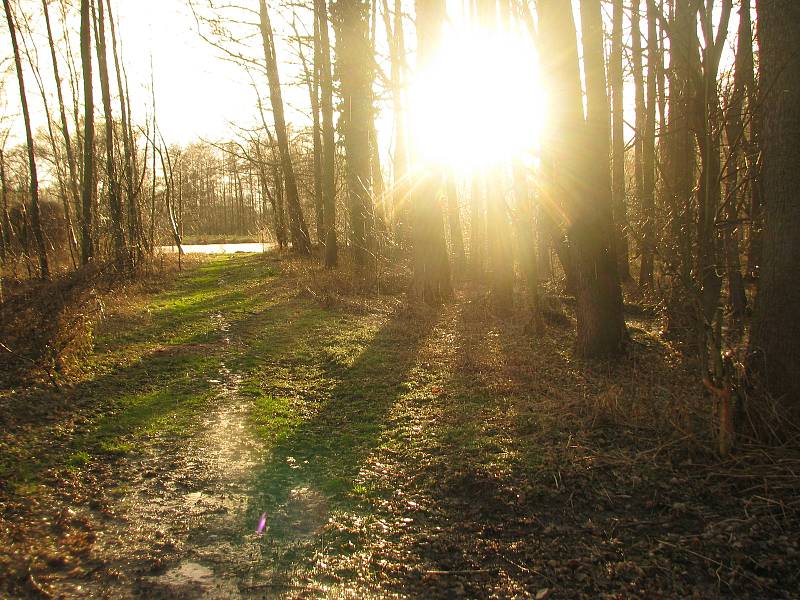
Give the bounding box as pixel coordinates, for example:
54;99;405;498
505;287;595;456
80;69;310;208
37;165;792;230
256;512;267;535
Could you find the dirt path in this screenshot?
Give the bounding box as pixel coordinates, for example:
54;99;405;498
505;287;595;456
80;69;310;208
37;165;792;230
2;255;799;599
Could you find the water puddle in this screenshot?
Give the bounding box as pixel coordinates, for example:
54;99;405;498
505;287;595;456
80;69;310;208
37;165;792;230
146;561;242;599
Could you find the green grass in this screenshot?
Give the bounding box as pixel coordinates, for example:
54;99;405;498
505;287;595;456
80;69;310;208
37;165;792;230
0;254;292;486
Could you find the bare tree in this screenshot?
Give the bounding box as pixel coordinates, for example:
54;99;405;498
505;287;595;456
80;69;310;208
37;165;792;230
258;0;311;255
3;0;48;279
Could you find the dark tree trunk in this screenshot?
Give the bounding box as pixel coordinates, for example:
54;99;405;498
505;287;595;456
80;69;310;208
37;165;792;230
332;0;375;270
512;159;542;331
316;0;338;267
383;0;409;248
80;0;95;264
639;0;658;289
572;0;628;357
445;171;465;270
610;0;630;281
747;0;800;404
487;166;514;311
106;0;143;265
539;0;627;357
722;0;752;322
43;0;81;266
469;173;485;275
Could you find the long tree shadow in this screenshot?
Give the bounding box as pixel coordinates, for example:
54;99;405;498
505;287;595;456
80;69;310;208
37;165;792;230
379;296;771;598
240;304;442;579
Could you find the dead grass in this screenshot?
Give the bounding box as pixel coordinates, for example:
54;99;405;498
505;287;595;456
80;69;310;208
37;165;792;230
0;255;204;388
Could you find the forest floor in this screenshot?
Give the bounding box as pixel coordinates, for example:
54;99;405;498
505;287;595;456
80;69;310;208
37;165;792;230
1;252;799;599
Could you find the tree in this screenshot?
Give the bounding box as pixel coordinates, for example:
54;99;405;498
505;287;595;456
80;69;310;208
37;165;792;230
539;0;627;357
4;0;48;279
316;0;338;268
610;0;630;281
80;0;95;264
258;0;311;255
332;0;375;269
747;0;800;404
106;0;144;265
42;0;81;266
639;0;658;289
410;0;451;302
95;0;127;268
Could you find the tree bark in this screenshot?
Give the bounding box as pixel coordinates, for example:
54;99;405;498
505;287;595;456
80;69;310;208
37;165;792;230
331;0;375;270
747;0;800;404
106;0;143;265
445;171;465;270
316;0;338;267
722;0;751;321
639;0;658;289
43;0;81;266
80;0;95;264
610;0;630;281
539;0;627;357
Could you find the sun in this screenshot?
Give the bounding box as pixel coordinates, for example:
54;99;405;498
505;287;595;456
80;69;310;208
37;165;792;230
409;23;546;172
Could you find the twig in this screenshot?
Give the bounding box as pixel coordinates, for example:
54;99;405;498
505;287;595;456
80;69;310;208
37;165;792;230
425;569;494;575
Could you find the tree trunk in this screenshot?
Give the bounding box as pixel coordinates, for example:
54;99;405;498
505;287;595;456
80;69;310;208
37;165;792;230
631;0;645;233
747;0;800;404
332;0;375;270
95;0;127;269
316;0;338;267
43;0;80;267
294;16;325;247
382;0;409;247
4;0;49;279
445;171;465;270
610;0;630;281
573;0;628;357
106;0;143;265
258;0;311;255
80;0;95;264
540;0;627;357
469;173;485;275
487;166;514;311
639;0;658;289
722;0;752;322
512;159;542;331
410;0;451;301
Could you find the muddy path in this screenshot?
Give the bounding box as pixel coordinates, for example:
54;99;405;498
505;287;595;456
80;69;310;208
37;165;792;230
2;254;799;599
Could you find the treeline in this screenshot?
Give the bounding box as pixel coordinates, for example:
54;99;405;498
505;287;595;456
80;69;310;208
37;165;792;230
1;0;798;445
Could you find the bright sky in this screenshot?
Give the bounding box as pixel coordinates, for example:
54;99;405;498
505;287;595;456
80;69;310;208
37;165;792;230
115;0;255;144
0;0;745;161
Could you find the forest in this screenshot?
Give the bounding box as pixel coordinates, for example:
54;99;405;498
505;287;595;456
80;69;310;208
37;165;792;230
0;0;798;597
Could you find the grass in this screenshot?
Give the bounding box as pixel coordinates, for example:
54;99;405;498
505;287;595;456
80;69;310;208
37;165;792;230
2;251;800;600
0;254;289;485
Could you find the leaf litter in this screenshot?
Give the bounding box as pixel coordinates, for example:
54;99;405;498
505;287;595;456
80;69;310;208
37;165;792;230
0;254;799;599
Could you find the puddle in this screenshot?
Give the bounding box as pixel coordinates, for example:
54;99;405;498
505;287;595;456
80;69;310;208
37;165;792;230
146;561;242;599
